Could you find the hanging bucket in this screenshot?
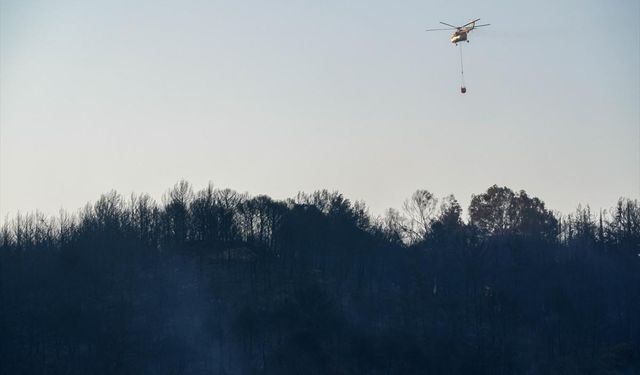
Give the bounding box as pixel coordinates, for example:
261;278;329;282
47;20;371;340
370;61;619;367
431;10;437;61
461;86;467;94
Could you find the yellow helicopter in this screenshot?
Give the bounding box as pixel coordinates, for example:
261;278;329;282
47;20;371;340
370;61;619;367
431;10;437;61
426;19;490;45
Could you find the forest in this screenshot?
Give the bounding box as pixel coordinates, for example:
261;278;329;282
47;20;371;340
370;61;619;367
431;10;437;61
1;182;639;374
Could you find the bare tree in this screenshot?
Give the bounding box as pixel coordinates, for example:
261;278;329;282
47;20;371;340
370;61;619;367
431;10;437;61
401;190;438;244
163;180;194;245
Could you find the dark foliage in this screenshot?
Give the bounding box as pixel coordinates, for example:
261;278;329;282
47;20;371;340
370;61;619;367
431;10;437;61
1;182;639;374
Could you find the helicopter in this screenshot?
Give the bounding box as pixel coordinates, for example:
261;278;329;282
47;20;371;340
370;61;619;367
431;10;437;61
425;18;490;45
425;18;490;93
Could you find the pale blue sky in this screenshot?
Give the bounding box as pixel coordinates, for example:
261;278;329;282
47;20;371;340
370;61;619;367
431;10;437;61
1;0;638;219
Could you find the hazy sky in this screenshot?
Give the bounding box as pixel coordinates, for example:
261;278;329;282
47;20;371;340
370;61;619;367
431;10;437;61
1;0;639;220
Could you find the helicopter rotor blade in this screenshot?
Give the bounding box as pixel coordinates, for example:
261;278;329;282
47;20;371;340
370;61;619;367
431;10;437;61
439;22;460;29
425;27;456;31
474;23;491;28
462;18;481;28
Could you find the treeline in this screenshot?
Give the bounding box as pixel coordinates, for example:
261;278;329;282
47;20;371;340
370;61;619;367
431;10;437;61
1;182;639;374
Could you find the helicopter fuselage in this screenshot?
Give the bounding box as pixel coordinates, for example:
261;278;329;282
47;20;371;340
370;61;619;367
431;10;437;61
451;29;471;44
451;32;467;44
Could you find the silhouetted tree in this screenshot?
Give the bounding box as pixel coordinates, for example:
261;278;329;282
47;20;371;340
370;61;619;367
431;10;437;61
469;185;557;240
163;180;193;246
402;189;438;244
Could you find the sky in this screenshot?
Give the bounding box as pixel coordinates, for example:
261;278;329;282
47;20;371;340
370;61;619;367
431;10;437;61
1;0;639;221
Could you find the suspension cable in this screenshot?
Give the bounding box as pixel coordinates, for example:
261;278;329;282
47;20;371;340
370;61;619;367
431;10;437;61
458;43;465;88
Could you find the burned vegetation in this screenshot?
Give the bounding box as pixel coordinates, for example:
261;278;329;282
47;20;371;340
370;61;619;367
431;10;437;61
1;182;639;374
